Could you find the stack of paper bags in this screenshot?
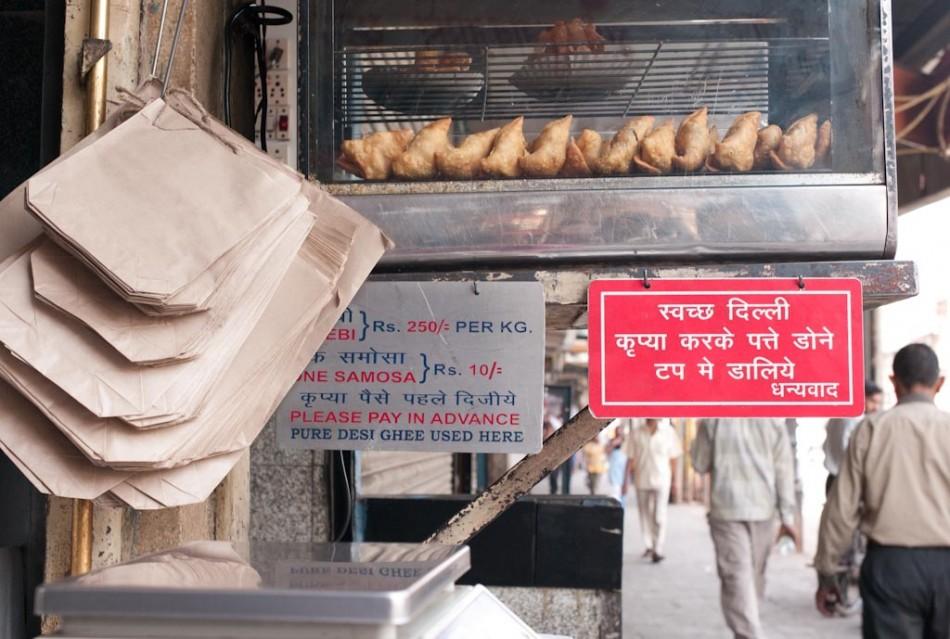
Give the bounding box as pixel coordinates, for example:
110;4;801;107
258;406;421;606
0;86;390;509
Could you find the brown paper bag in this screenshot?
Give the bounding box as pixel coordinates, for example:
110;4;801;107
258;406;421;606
0;203;388;469
26;99;303;310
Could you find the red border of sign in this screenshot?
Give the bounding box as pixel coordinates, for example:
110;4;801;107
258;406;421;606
588;278;865;418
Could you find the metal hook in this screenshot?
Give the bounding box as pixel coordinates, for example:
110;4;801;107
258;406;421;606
160;0;190;98
797;275;806;290
473;281;480;295
150;0;171;78
642;270;652;289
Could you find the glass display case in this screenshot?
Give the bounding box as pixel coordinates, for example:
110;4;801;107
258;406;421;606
300;0;896;267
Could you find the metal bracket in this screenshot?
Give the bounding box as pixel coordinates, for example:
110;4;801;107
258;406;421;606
80;38;112;82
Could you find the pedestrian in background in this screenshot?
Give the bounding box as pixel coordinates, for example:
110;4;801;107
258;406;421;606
691;418;798;639
625;418;682;563
558;452;574;495
543;418;559;494
824;380;884;493
605;427;627;502
815;343;950;637
821;379;884;607
583;436;607;495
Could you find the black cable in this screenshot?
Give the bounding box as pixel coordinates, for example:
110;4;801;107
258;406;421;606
259;0;267;150
223;2;292;150
224;3;253;128
255;25;268;150
333;450;354;543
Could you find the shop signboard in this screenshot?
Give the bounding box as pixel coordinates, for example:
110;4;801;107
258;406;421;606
277;282;545;453
588;278;864;418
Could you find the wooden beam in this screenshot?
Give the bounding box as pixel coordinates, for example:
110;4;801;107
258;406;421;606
426;407;610;545
374;260;918;329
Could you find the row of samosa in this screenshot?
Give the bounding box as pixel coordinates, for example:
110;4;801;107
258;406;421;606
339;109;832;181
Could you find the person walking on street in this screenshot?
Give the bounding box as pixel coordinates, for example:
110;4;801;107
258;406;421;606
583;436;607;495
543;418;559;494
815;343;950;638
691;418;798;639
605;428;627;502
824;380;884;494
624;418;682;563
821;379;884;605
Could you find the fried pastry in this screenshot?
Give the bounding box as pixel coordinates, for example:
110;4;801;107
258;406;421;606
340;129;414;180
561;138;592;178
703;125;721;171
481;116;527;178
521;115;573;178
414;50;472;72
771;114;818;170
538;18;605;55
435;128;500;179
711;112;760;172
414;50;441;72
633;120;676;175
392;118;453;180
815;120;833;163
671;107;711;172
576;129;603;169
595;116;654;175
707;125;720;154
753;125;783;170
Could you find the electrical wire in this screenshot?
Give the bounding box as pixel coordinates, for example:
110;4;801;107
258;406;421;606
895;78;950;160
223;2;292;151
333;450;355;543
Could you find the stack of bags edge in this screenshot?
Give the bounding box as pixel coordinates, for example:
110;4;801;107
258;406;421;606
0;83;391;509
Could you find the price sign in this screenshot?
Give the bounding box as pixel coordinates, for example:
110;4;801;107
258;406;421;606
276;282;544;452
588;278;864;418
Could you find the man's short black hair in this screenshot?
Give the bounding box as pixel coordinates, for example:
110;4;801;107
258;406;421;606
892;343;941;388
864;380;883;396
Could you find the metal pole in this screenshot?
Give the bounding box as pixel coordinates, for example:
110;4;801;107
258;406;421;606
69;500;94;575
83;0;110;136
71;0;111;578
426;407;611;545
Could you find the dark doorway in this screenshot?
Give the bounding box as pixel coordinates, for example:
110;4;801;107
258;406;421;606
0;1;65;637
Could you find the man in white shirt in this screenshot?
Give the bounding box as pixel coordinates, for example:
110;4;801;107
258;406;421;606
623;418;683;563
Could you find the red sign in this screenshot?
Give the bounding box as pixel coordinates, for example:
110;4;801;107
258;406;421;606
588;278;864;418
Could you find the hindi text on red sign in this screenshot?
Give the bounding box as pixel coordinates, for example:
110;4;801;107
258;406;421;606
588;278;864;418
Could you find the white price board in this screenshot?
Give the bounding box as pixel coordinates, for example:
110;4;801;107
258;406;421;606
276;282;545;453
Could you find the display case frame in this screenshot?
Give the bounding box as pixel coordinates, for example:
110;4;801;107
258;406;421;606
299;0;898;268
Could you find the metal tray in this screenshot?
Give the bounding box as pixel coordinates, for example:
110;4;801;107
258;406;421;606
361;66;485;116
510;49;635;102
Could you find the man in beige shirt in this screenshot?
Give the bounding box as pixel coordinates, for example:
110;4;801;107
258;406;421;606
815;343;950;637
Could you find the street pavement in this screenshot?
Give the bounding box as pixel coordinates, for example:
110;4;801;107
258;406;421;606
622;501;862;638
